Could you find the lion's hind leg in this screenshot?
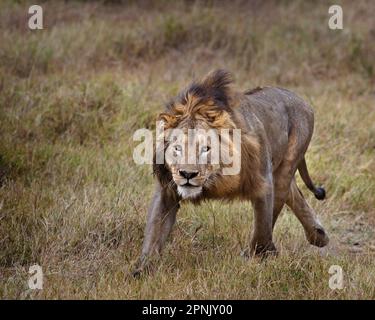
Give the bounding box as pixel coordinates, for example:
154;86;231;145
286;179;329;247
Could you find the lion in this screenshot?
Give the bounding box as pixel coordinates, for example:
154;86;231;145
133;69;329;275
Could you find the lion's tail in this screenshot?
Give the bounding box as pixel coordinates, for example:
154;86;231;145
297;157;326;200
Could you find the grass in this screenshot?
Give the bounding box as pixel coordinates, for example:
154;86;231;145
0;0;374;299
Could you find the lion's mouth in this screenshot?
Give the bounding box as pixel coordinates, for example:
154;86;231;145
174;177;201;188
182;181;195;187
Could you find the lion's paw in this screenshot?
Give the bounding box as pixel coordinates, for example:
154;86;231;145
306;226;329;247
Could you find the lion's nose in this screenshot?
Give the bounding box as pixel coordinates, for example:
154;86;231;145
178;170;199;180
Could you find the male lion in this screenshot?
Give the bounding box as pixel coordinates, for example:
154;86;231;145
133;69;328;275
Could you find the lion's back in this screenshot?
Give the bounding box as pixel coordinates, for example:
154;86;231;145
240;86;314;133
238;87;315;170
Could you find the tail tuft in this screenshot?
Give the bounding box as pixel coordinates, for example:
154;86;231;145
298;158;326;201
314;187;326;200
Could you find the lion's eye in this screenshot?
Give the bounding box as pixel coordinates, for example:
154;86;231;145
174;145;182;152
201;146;210;153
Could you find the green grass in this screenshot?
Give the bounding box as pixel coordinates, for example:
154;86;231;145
0;0;374;299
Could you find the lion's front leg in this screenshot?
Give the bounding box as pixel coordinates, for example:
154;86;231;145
133;184;180;276
249;175;277;256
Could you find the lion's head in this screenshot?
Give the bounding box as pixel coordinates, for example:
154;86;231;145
154;70;265;201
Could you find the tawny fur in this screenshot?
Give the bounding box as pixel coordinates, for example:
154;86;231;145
133;69;329;276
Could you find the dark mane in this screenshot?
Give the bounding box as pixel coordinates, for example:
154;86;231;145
167;69;234;113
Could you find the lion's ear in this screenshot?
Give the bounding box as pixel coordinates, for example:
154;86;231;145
157;113;178;129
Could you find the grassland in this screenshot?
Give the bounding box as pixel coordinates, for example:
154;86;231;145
0;0;374;299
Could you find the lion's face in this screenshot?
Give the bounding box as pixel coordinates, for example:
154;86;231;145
154;69;245;200
163;121;221;199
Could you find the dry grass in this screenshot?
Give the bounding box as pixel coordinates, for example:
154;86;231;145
0;0;374;299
